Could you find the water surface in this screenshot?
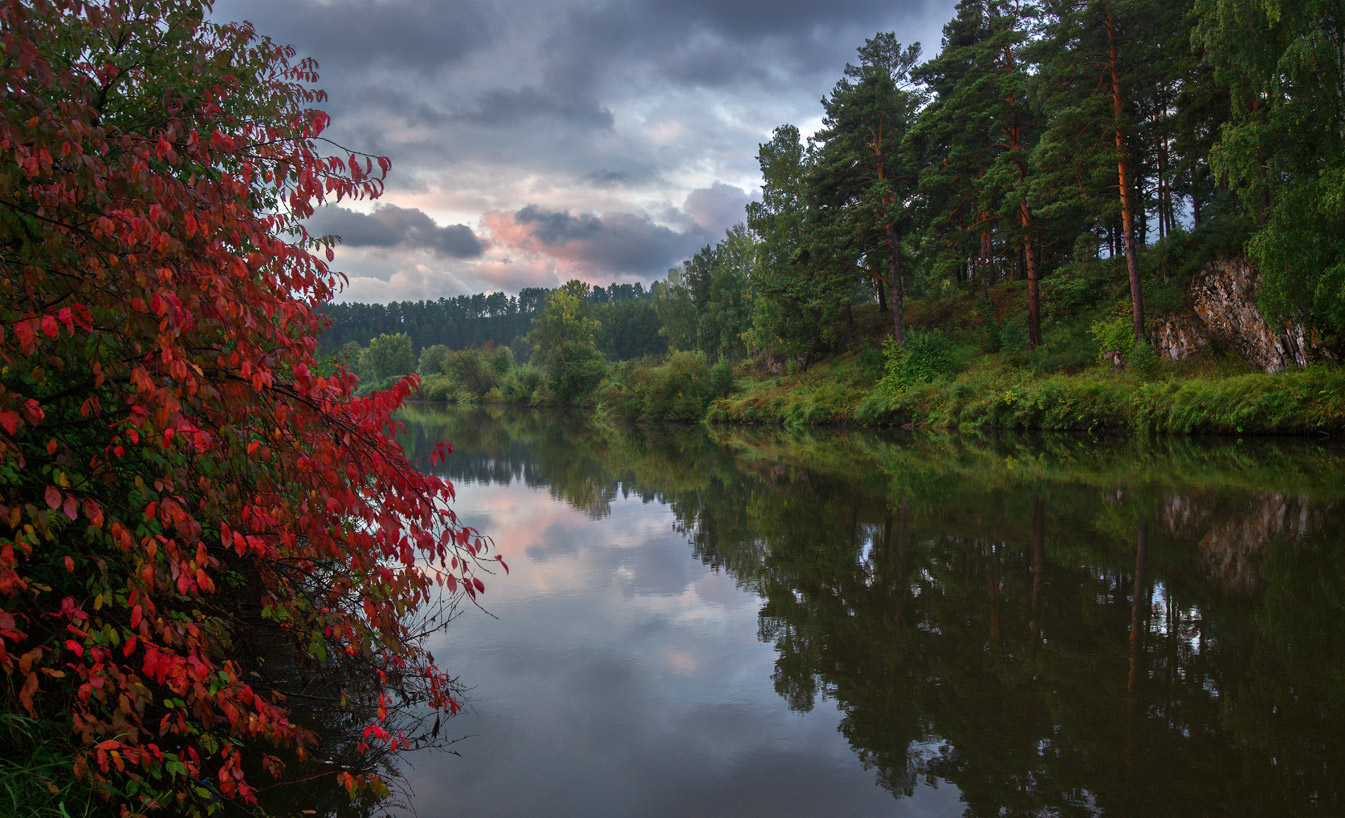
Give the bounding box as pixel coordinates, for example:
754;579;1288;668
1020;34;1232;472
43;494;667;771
391;407;1345;817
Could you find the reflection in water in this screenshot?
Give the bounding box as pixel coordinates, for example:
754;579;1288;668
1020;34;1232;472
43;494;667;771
389;407;1345;817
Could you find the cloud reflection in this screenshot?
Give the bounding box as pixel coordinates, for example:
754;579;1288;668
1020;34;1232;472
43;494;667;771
400;480;954;817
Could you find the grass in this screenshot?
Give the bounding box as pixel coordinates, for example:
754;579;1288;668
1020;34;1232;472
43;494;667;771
0;716;100;818
707;334;1345;435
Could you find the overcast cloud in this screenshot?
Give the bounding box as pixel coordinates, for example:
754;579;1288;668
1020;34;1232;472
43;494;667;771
212;0;956;303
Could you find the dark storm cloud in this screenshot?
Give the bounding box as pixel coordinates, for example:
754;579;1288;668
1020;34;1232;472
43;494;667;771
508;206;702;276
542;0;943;94
583;169;658;189
306;206;399;248
457;86;615;130
309;205;483;259
211;0;494;73
514;206;604;245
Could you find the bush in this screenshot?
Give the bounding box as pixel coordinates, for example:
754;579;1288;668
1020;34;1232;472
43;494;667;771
880;330;957;392
444;348;501;396
1090;311;1136;358
417;343;451;376
548;342;608;405
365;332;415;381
501;365;545;406
710;359;736;398
643;352;714;420
594;352;730;421
0;6;492;814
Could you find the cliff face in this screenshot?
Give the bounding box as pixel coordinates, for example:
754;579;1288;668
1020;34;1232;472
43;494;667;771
1151;257;1335;373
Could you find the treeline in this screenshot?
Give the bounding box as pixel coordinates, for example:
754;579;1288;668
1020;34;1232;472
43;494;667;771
321;282;660;357
338;0;1342;419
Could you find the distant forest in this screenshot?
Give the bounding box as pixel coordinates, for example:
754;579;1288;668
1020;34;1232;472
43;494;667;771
320;282;667;361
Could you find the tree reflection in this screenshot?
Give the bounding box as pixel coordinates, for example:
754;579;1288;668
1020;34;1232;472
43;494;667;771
400;408;1345;816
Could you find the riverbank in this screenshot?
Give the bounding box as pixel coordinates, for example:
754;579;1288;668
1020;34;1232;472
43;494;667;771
413;356;1345;436
702;358;1345;435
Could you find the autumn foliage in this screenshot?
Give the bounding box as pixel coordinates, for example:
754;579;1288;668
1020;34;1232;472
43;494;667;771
1;1;496;813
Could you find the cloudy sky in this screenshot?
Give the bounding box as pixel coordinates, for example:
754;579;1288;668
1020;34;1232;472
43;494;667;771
211;0;957;303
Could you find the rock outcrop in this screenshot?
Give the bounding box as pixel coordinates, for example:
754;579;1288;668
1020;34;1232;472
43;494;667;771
1151;257;1334;373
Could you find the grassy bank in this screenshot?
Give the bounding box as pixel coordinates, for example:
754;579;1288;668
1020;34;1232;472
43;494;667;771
706;356;1345;435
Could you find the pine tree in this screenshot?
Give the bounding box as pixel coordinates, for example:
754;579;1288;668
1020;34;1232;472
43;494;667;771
916;1;1045;345
811;34;925;344
1031;0;1149;340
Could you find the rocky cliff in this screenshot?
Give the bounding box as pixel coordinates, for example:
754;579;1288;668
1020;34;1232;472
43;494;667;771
1151;257;1335;373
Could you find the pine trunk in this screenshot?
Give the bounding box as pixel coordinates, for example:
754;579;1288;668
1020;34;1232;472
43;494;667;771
1022;203;1042;348
886;221;905;344
1107;6;1145;341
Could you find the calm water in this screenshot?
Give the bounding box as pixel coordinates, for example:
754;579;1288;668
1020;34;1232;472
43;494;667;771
385;407;1345;818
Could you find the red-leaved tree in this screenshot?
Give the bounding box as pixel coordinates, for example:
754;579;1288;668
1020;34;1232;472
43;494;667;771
0;1;498;814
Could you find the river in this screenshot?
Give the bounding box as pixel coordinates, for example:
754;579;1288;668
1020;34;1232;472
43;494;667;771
381;406;1345;817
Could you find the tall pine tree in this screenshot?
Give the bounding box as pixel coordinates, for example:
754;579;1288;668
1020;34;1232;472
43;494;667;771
811;34;925;343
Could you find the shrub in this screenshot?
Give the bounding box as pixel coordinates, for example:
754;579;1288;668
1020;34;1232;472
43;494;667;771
0;5;493;814
444;348;501;396
501;365;546;406
548;342;608;405
710;359;737;398
417;343;452;376
880;330;957;392
1090;311;1136;358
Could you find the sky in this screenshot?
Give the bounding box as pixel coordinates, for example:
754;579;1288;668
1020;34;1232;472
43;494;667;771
210;0;958;303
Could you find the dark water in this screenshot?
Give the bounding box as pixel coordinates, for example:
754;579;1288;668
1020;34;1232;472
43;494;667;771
385;407;1345;818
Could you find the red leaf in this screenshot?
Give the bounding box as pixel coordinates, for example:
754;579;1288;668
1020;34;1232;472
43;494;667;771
40;314;59;338
62;496;78;521
0;411;18;435
45;486;61;510
13;320;34;352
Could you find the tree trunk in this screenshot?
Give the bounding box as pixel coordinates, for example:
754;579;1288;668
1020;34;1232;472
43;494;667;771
1107;5;1145;341
1157;137;1167;241
1022;202;1042;348
886;221;905;344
